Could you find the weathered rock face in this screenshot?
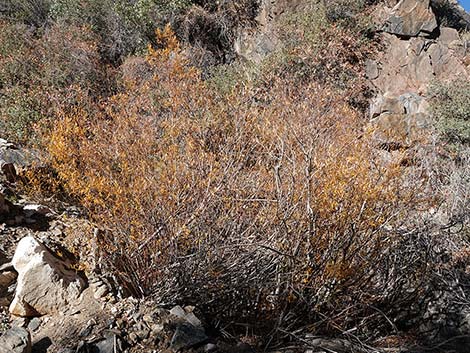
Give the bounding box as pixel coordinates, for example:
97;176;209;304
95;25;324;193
0;327;31;353
383;0;438;37
369;28;468;95
9;236;86;317
234;0;304;62
369;92;431;147
369;0;469;147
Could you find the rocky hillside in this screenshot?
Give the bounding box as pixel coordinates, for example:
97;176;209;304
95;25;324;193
0;0;469;352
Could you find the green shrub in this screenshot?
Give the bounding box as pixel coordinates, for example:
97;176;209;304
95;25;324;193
0;0;52;26
430;79;470;145
0;21;106;145
49;0;191;62
0;86;43;143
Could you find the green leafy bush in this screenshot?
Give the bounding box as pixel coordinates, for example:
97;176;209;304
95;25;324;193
0;21;106;144
430;79;470;145
0;0;52;26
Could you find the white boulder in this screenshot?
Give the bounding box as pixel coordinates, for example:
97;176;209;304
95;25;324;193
9;236;86;317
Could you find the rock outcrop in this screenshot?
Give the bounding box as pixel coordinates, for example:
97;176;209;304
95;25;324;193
234;0;304;62
383;0;438;37
9;236;86;317
0;138;38;184
369;0;469;147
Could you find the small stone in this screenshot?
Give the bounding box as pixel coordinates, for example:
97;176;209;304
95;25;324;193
94;334;120;353
184;306;195;313
142;314;153;324
170;323;208;351
185;312;202;327
0;327;31;353
128;332;138;344
27;317;41;332
94;285;109;300
23;204;51;216
151;323;164;334
169;305;186;319
89;277;102;285
136;329;150;340
50;229;63;237
107;318;116;329
204;343;217;352
136;322;146;331
79;325;93;338
0;270;17;287
11;317;27;328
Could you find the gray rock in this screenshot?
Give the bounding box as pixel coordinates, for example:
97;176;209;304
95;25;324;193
9;236;86;317
383;0;437;37
370;31;469;96
204;343;217;352
11;317;27;328
169;305;203;327
27;318;41;332
365;59;380;80
135;329;150;340
170;322;208;351
93;284;109;300
94;335;120;353
77;333;122;353
128;332;138;344
151;323;164;334
0;327;31;353
169;305;186;319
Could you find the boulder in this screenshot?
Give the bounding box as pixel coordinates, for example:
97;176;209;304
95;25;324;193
370;92;429;119
0;327;31;353
383;0;438;37
370;112;430;148
370;32;468;95
9;236;86;317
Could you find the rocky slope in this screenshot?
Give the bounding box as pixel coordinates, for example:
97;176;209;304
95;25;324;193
0;0;469;352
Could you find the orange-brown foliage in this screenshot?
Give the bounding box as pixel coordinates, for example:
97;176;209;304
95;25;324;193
46;27;424;327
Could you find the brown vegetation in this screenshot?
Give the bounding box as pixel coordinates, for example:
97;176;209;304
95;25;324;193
1;0;468;349
43;27;434;339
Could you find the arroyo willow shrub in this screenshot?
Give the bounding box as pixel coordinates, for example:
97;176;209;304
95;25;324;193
47;27;425;330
